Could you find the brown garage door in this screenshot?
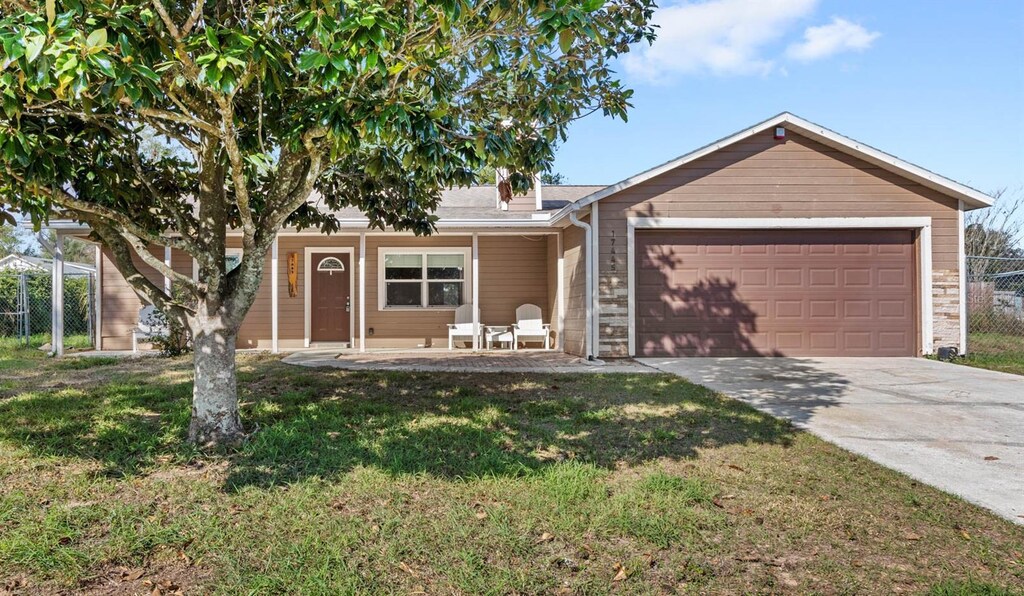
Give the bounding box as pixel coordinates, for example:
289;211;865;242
635;229;916;357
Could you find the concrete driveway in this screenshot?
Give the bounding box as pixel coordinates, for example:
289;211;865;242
639;357;1024;524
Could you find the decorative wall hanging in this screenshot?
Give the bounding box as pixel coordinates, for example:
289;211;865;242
287;252;298;297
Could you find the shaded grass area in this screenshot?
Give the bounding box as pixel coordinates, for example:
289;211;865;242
1;346;1022;594
957;333;1024;376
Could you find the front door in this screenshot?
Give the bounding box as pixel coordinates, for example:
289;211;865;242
310;253;350;343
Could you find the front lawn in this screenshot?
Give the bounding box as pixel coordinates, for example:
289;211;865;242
958;333;1024;376
1;347;1022;594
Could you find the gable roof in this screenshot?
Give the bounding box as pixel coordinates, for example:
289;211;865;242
552;112;995;222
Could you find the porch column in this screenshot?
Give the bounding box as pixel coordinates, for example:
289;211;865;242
94;243;102;351
359;232;366;352
163;246;171;294
557;231;565;351
51;233;64;356
472;233;480;350
271;235;279;353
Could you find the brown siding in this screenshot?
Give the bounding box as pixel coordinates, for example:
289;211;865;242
100;245;163;350
277;236;358;349
505;187;538;212
598;130;962;356
562;219;588;356
229;237;273;349
478;235;550;330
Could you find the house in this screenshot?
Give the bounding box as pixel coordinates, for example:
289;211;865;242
45;113;993;357
0;253;95;276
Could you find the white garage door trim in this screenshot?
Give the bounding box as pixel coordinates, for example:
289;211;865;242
626;216;934;357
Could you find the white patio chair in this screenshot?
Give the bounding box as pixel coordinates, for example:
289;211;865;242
132;304;168;353
447;303;482;350
512;303;551;350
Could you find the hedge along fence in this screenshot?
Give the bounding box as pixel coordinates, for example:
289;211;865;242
0;271;94;341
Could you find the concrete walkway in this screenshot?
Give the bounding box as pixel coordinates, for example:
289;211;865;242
283;350;653;373
640;357;1024;524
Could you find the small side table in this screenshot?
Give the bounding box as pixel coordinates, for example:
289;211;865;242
484;326;513;350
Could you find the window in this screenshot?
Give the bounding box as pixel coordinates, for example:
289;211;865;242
317;257;346;272
380;249;469;309
225;249;242;272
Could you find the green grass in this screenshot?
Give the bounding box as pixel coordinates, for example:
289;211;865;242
1;348;1022;594
957;333;1024;376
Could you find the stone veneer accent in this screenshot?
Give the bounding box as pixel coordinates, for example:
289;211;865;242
932;268;961;351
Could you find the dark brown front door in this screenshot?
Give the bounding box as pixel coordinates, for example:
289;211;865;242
635;229;916;357
311;253;350;343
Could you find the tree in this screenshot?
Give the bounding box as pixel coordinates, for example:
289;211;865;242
37;230;95;263
966;187;1023;258
0;0;656;446
0;224;33;255
540;172;567;184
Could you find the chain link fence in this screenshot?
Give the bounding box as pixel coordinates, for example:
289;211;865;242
0;270;96;351
966;255;1024;356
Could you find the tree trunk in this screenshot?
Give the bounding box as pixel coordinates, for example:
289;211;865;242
188;325;245;446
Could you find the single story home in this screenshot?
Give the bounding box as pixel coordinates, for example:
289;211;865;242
46;112;993;358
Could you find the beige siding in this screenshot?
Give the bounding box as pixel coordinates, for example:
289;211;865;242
100;245;163;350
562;219;588;356
478;234;550;330
597;130;962;356
505;187;538;212
277;236;359;349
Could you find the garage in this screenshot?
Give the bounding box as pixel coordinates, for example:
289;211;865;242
634;229;917;357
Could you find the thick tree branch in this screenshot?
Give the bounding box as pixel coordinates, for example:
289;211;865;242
7;169;191;252
88;219;194;324
122;229;198;293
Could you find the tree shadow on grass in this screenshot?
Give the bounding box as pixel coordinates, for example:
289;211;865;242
0;356;843;489
220;362;802;490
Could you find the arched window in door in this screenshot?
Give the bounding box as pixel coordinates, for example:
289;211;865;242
317;257;346;274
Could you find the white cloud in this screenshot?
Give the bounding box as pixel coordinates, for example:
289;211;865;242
622;0;819;81
786;17;880;62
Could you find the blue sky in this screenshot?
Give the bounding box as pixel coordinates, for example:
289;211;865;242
552;0;1024;197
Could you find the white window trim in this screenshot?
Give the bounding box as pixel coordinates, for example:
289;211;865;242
303;247;356;348
625;216;934;357
377;247;473;311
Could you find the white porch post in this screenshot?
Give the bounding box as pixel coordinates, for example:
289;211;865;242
271;235;279;353
163;246;171;295
51;233;64;356
472;233;480;350
557;231;565;351
359;232;367;352
94;243;102;351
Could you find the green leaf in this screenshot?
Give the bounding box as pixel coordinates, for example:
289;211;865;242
86;29;108;49
25;36;44;63
359;15;376;27
45;0;56;25
558;29;574;54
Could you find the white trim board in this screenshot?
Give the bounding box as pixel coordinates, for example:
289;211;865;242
625;216;935;357
303;247;356;348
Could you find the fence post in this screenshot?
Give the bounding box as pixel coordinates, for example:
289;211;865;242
51;234;65;356
20;273;29;345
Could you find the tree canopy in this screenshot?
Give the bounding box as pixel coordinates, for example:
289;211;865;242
0;0;655;444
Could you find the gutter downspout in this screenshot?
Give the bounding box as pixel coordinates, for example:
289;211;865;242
569;206;599;362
